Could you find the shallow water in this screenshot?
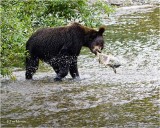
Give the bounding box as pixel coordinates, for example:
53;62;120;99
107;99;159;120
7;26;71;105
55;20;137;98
1;7;160;127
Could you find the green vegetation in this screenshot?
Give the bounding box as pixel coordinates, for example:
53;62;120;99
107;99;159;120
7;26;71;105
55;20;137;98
1;0;114;77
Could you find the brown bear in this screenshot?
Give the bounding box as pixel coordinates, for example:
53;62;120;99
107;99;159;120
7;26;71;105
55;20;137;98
25;22;105;81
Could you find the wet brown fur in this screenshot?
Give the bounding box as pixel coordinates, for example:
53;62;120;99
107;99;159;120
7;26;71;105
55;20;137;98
25;22;105;81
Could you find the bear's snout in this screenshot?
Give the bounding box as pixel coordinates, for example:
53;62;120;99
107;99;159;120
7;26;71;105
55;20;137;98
90;37;104;55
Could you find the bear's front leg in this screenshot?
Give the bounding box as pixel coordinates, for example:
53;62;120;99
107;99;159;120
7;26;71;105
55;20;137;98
54;65;69;81
69;58;80;80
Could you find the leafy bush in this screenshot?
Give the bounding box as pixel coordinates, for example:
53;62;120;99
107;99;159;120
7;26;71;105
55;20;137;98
1;0;114;77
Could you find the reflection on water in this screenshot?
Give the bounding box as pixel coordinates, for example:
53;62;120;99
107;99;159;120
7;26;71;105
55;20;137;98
1;7;160;127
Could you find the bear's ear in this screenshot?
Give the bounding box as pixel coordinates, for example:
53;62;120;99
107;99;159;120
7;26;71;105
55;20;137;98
98;27;105;35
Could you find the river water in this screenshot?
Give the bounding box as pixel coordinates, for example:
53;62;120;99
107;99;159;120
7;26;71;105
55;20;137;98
1;7;160;127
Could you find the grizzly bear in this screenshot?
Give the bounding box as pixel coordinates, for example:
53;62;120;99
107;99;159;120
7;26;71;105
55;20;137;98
25;22;105;81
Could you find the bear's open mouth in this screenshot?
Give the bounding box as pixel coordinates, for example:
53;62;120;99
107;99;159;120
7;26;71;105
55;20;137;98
92;47;102;55
97;49;102;53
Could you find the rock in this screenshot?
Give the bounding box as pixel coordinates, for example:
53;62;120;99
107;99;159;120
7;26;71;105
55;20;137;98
106;0;133;6
132;0;160;5
89;0;159;6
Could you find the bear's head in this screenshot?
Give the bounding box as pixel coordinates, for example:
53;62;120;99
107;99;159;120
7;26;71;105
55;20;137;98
84;27;105;55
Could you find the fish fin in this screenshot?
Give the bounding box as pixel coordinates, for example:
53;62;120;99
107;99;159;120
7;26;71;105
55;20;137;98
113;67;116;74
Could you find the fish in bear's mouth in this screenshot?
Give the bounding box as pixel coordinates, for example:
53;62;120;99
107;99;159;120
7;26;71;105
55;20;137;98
96;52;121;73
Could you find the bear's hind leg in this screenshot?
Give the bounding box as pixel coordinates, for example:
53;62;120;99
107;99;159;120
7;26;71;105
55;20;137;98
25;56;39;79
